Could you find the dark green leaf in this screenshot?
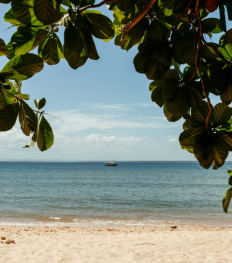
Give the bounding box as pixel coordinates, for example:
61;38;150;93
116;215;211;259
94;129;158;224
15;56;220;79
183;31;198;66
146;19;168;43
0;104;19;131
201;18;224;34
213;103;232;126
11;26;49;55
37;116;54;151
144;57;165;80
219;5;227;32
212;137;229;167
151;86;164;107
63;44;88;70
0;38;10;57
19;100;37;136
192;105;208;124
34;98;46;110
1;53;44;80
155;45;172;66
179;129;195;146
84;11;114;39
222;187;232;213
163;103;181;122
39;33;63;65
34;0;61;25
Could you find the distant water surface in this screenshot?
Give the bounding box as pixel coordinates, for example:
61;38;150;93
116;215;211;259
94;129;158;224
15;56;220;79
0;161;232;226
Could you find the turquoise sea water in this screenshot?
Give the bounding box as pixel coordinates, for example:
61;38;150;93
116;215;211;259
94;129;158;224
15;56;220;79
0;161;232;226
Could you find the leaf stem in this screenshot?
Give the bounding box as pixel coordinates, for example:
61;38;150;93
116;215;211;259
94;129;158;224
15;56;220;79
195;0;212;131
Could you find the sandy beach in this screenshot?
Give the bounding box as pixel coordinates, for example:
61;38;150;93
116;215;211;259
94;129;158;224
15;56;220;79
0;225;231;263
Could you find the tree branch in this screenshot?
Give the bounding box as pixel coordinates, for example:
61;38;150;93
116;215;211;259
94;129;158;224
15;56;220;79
195;0;212;131
119;0;157;47
79;0;118;12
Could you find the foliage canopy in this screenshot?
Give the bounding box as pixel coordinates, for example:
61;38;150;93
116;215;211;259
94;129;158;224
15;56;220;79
1;0;232;209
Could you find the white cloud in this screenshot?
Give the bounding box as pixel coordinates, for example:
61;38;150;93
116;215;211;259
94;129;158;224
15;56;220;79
48;110;172;133
84;103;131;111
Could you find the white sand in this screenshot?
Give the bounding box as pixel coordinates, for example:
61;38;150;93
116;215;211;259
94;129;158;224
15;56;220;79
0;225;231;263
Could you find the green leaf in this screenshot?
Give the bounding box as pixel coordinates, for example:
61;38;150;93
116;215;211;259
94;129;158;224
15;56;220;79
0;39;10;57
164;69;180;81
4;8;23;27
17;94;29;100
144;57;165;80
166;87;189;117
219;5;227;32
63;44;88;70
146;19;169;43
133;53;148;74
192;105;208;125
151;86;164;107
155;45;172;66
222;187;232;213
184;31;198;66
64;27;84;54
84;11;114;39
179;129;195;146
228;170;232;176
173;36;186;64
225;28;232;45
212;103;232;126
149;79;166;92
37;116;54;151
0;104;19;131
1;54;44;80
118;18;149;50
11;0;44;26
163;103;181;122
185;84;202;108
218;131;232;148
11;26;49;55
212;137;229;167
19;100;37;136
229;175;232;185
34;0;61;25
201;18;224;34
39;33;63;65
34;98;46;110
162;81;178;102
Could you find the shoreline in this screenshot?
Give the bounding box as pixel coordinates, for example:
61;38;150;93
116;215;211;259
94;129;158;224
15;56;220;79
1;225;231;262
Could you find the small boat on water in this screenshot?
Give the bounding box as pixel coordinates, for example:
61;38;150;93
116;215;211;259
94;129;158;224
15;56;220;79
105;161;118;166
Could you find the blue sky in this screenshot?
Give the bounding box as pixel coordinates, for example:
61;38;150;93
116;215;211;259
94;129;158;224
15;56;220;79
0;3;231;161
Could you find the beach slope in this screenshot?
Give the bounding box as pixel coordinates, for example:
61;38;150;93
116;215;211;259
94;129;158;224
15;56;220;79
0;226;231;263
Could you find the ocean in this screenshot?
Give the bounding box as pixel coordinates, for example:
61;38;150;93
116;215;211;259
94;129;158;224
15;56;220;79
0;161;232;227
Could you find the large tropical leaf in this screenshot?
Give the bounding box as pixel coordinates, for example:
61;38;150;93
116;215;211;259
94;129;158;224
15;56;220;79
37;116;54;151
0;104;19;131
19;100;37;136
1;53;44;80
34;0;61;25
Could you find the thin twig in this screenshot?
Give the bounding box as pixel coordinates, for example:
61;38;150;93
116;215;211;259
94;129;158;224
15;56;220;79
0;87;21;100
182;70;198;84
202;37;230;64
79;0;118;12
195;0;212;131
44;113;64;121
119;0;157;47
166;0;194;41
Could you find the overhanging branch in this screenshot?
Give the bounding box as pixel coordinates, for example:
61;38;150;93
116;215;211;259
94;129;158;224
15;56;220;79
119;0;157;47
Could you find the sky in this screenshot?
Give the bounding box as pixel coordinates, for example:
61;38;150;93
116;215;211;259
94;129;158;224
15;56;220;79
0;3;231;161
